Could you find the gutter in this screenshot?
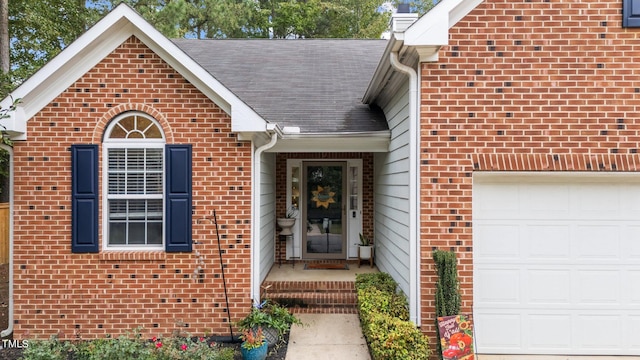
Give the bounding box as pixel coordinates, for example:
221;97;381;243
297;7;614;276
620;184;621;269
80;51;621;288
389;51;421;326
1;144;13;337
250;124;278;303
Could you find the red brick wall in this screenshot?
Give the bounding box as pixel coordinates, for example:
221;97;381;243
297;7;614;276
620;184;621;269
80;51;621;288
275;153;374;263
419;0;640;339
13;36;253;340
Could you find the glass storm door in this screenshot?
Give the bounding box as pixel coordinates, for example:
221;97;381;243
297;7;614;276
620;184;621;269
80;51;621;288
302;162;346;259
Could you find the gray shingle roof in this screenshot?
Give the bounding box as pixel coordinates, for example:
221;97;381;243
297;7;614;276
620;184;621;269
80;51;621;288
172;39;388;133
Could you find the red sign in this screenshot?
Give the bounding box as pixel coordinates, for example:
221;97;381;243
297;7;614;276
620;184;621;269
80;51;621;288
437;314;475;360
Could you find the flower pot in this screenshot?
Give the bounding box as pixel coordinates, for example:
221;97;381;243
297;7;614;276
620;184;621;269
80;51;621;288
359;245;373;260
277;218;296;236
256;326;279;348
241;341;268;360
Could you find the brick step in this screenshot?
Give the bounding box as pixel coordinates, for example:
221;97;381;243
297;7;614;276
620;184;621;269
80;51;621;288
262;280;356;294
270;291;357;306
262;280;358;314
290;306;359;314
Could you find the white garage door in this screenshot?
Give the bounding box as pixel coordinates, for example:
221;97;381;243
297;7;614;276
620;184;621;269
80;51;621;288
473;173;640;356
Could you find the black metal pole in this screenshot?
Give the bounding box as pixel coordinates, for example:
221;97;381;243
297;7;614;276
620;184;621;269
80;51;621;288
213;210;234;340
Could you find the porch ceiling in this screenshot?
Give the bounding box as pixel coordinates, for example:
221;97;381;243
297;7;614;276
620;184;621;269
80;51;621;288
266;132;391;153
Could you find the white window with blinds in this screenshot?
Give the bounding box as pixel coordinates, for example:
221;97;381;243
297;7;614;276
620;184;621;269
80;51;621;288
103;113;165;250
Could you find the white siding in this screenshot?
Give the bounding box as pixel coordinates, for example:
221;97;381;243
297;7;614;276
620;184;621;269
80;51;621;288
374;78;411;296
259;152;276;283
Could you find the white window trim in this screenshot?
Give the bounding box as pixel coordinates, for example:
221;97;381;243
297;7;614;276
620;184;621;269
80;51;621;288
102;113;166;252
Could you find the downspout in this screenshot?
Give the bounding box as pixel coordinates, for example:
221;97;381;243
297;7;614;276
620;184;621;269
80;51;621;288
1;144;13;337
250;124;278;303
390;51;420;325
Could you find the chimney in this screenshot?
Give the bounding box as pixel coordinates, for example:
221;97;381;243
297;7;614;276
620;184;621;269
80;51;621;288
391;2;419;32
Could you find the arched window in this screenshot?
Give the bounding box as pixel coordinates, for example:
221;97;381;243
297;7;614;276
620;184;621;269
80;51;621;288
103;113;165;249
72;113;191;253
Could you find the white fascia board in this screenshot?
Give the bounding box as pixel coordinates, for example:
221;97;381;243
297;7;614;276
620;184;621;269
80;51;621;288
267;132;391;153
0;4;267;139
404;0;484;47
363;37;398;104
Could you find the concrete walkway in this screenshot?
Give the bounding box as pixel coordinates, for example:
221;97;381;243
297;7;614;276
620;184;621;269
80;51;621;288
285;313;371;360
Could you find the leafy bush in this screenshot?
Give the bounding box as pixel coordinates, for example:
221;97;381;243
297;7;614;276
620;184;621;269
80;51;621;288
20;335;76;360
433;249;461;358
355;272;430;360
357;286;409;323
80;330;151;360
237;299;301;337
355;272;397;293
365;313;430;360
21;329;235;360
433;249;460;318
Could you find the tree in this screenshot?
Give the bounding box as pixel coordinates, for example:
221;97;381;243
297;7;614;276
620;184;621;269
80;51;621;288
182;0;268;39
6;0;98;96
0;0;8;74
263;0;391;39
393;0;438;16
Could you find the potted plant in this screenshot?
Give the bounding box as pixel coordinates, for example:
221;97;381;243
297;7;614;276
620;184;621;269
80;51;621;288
357;233;373;260
237;299;302;349
240;327;268;360
277;206;298;236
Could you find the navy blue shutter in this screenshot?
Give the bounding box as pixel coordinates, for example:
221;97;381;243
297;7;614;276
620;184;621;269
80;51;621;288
71;145;99;253
624;0;640;27
165;144;192;252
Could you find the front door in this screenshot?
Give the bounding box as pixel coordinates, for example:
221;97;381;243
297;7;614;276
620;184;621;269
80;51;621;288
302;162;346;259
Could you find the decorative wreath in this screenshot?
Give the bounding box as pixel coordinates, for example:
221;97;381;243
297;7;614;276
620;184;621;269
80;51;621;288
311;185;335;209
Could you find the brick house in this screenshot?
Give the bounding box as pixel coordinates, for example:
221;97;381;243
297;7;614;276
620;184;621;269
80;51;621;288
2;0;640;357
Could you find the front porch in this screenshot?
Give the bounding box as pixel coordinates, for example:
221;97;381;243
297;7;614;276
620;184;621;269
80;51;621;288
261;261;379;313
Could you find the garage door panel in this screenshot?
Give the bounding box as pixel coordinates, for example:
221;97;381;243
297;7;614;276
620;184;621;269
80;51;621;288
474;183;520;219
575;224;620;259
527;269;571;304
573;184;620;218
474;312;523;351
626;226;640;259
475;223;520;258
627;315;640;350
526;224;570;259
475;267;520;304
625;270;640;304
576;269;620;305
575;314;622;350
522;184;570;217
474;175;640;355
527;314;572;351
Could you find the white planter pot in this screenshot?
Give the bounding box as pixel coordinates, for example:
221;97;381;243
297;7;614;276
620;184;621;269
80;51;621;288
277;218;296;236
359;245;373;260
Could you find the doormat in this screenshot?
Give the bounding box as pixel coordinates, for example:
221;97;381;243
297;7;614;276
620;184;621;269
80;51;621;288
304;263;349;270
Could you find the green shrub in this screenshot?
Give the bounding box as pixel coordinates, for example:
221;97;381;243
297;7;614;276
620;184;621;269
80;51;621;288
355;272;397;293
81;331;152;360
433;249;460;318
433;249;461;358
357;286;409;324
20;330;235;360
365;313;430;360
355;272;430;360
237;299;302;336
20;335;76;360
